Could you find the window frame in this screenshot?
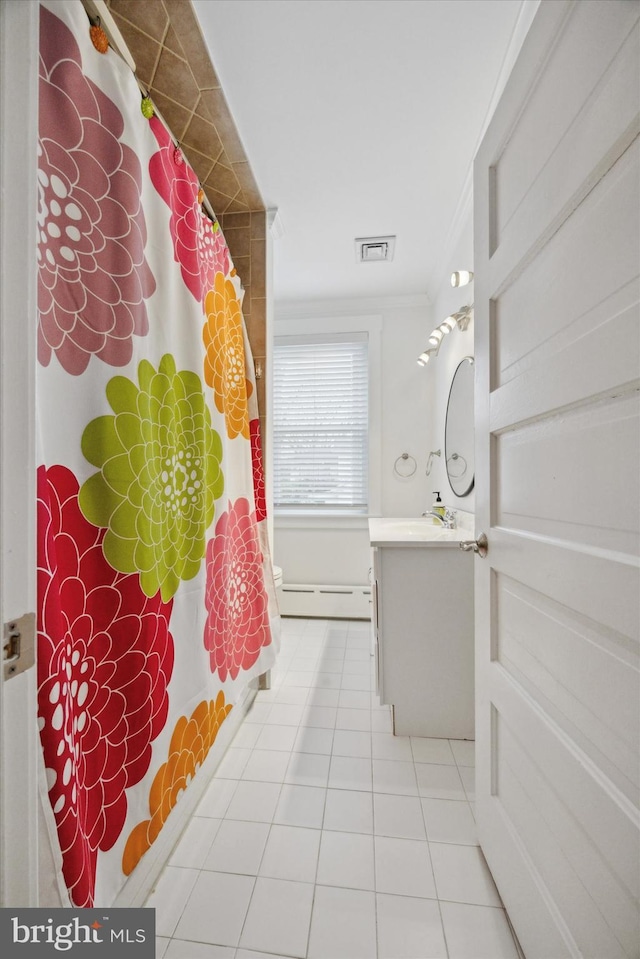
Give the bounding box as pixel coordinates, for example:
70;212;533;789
272;314;382;525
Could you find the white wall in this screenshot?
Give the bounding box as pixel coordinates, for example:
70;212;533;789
428;209;476;515
273;295;435;586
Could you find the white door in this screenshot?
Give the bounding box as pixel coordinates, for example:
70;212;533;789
0;0;40;907
473;1;640;957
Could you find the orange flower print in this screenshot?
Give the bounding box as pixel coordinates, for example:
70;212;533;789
122;693;232;875
203;273;250;440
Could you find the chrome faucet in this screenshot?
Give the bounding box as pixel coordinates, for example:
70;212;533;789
421;508;457;529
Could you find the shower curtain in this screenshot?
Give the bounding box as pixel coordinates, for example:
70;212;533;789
36;0;278;907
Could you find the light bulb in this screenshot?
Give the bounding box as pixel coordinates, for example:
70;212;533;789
417;352;430;366
441;316;457;331
428;330;443;346
451;270;473;288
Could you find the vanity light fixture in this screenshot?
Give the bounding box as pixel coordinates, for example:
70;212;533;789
451;270;474;288
417;304;473;366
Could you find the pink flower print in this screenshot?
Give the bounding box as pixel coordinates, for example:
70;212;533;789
37;465;174;907
149;116;229;303
250;419;267;523
37;7;155;375
204;498;271;681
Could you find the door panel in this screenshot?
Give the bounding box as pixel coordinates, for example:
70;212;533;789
474;1;640;956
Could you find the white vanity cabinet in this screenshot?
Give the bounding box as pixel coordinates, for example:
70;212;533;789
370;519;474;739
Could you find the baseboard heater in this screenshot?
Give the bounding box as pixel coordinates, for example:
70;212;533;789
280;583;372;620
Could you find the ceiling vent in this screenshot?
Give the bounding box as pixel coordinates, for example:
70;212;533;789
355;235;396;263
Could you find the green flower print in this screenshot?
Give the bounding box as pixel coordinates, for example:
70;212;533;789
79;354;224;601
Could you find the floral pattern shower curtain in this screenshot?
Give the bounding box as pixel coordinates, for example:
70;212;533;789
36;0;277;907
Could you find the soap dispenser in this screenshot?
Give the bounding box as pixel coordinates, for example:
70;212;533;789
432;491;445;518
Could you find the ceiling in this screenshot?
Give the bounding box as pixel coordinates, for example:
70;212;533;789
193;0;529;303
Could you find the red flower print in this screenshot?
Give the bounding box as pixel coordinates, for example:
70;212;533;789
204;498;271;681
149;117;229;303
250;419;267;523
37;465;174;907
37;7;156;375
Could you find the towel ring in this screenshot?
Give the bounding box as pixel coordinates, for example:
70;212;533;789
394;453;417;477
446;452;467;478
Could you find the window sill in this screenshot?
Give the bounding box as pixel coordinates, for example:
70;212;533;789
274;511;370;530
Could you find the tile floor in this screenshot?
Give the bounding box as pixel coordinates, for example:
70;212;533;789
149;618;520;959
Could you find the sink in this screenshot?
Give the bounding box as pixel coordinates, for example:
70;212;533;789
368;517;471;547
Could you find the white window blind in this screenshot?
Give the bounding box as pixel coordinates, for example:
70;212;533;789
273;333;369;511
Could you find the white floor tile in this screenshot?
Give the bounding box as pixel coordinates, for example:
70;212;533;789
301;705;337;728
164;939;234;957
376;893;448;959
323;788;373;834
373;758;418;796
342;660;373;675
283;670;317;688
273;783;326;829
372;732;414;761
336;707;371;731
332;728;372;758
259;823;321;882
236;951;290;959
373;793;426;840
374;836;437;898
216;747;251;779
241;749;290;783
264;703;306;726
371;708;394;733
440;901;519;958
269;686;309;706
340;673;373;691
168;816;222;869
308;885;377;959
430;842;502;907
344;648;371;662
254;724;298;752
317;829;375;890
313;671;342;689
422;798;478;845
284;751;330;787
415;762;466;800
338;689;371;709
238;877;314;959
196;778;238;819
459;765;476;801
203;820;270;875
145;866;199;938
411;737;456;765
173;871;254;946
449;739;475;766
293;724;334;755
155;936;169;958
232;724;263;749
328;755;373;791
244;702;271;724
306;687;340;707
224;780;281;823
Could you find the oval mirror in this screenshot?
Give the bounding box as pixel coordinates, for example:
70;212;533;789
445;356;475;497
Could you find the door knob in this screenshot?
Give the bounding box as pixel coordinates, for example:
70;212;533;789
459;532;488;558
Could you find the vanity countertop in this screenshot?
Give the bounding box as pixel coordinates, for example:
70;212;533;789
368;517;473;547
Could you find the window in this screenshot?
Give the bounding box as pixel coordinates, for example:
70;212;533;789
273;333;369;512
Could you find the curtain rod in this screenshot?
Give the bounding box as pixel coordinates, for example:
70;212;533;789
79;0;220;228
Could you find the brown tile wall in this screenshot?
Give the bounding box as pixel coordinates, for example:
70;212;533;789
105;0;268;423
